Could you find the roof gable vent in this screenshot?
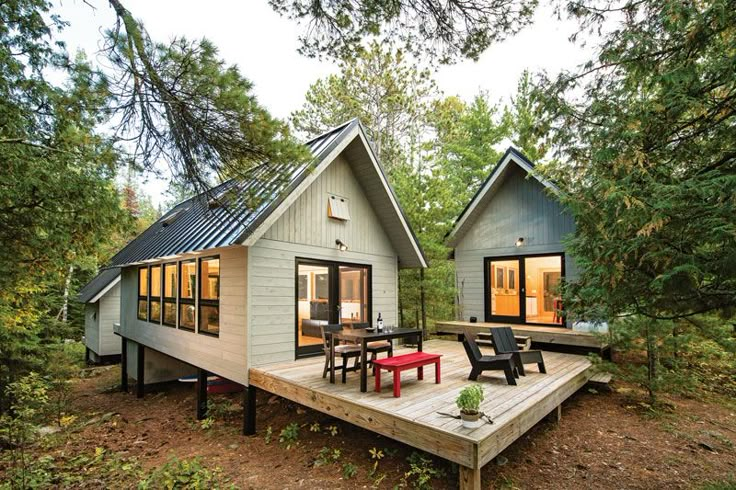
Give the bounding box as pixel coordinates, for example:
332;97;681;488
328;194;350;221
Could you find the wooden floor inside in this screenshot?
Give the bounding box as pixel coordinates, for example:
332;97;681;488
249;339;594;483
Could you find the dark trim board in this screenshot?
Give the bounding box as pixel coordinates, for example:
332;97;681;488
294;257;373;359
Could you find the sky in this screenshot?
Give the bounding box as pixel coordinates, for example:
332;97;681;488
54;0;593;206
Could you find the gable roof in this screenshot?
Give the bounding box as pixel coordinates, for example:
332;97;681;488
77;267;120;303
445;147;559;248
106;119;427;269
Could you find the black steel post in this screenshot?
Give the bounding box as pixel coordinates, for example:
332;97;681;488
136;342;145;399
196;369;208;420
243;384;257;435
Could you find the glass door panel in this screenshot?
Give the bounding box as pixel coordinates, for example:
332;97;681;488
339;266;368;326
488;259;521;320
297;263;331;354
524;255;563;325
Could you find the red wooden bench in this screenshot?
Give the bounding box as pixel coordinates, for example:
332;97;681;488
373;352;442;397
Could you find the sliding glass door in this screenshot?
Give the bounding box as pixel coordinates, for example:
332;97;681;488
295;259;371;357
484;254;564;326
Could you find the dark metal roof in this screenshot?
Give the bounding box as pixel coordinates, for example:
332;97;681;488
77;267;120;303
107;120;358;267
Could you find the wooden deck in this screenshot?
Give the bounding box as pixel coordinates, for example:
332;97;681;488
435;320;609;350
248;339;594;489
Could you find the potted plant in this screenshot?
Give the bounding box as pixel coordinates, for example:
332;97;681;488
456;385;484;428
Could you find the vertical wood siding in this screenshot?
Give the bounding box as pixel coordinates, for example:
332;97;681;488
118;245;248;384
97;282;121;356
84;303;100;355
455;166;577;321
250;155;399;367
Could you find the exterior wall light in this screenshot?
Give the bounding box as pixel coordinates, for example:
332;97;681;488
336;239;348;252
515;237;525;247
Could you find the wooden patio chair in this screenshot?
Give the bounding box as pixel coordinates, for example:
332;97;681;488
489;327;547;376
320;324;361;383
346;322;393;368
462;329;518;385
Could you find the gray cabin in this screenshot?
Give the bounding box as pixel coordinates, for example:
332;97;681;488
105;119;426;388
446;147;589;330
78;268;121;362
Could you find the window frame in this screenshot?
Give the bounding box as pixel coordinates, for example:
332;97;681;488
197;255;220;337
148;264;162;324
162;262;178;327
137;267;148;321
178;259;197;332
483;253;566;327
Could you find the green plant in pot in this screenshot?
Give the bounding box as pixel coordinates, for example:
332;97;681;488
456;384;484;428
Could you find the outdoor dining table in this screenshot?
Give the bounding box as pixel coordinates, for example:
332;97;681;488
329;327;423;392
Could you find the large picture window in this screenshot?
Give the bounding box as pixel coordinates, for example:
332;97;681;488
163;263;177;326
199;257;220;336
137;267;148;320
149;265;161;323
484;254;564;326
179;260;196;331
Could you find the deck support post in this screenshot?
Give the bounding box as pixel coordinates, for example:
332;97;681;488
459;465;481;490
120;338;128;393
243;384;257;435
136;342;145;399
547;404;562;423
196;369;208;420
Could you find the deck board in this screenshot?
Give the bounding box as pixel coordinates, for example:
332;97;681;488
248;339;593;472
435;320;609;349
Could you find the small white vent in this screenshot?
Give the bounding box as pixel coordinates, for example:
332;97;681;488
327;195;350;221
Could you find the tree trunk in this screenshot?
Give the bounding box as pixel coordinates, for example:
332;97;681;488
60;265;73;323
420;268;427;340
645;323;657;405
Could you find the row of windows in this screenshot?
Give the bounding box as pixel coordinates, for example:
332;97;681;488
137;257;220;336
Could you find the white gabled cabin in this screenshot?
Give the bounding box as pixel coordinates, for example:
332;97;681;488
107;119;426;393
78;268;121;363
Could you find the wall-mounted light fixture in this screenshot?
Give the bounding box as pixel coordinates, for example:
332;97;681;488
515;237;525;247
335;239;348;252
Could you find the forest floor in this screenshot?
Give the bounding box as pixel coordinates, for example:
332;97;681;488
3;365;736;489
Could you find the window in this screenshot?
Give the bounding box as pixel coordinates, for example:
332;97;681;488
199;257;220;335
149;265;161;323
137;267;148;320
163;263;177;326
327;194;350;220
179;260;196;331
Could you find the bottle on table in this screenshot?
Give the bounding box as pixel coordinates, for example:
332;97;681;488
377;312;384;332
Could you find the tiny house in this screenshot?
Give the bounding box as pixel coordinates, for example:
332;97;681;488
78;268;121;363
107;119;426;390
446;147;590;330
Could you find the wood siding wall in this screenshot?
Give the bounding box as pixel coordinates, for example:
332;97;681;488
250;155;399;367
455;165;577;322
117;245;248;384
97;282;121;356
84;303;99;355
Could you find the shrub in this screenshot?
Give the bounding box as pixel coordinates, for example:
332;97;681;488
279;422;300;448
0;373;49;489
138;457;231;489
456;385;484;414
